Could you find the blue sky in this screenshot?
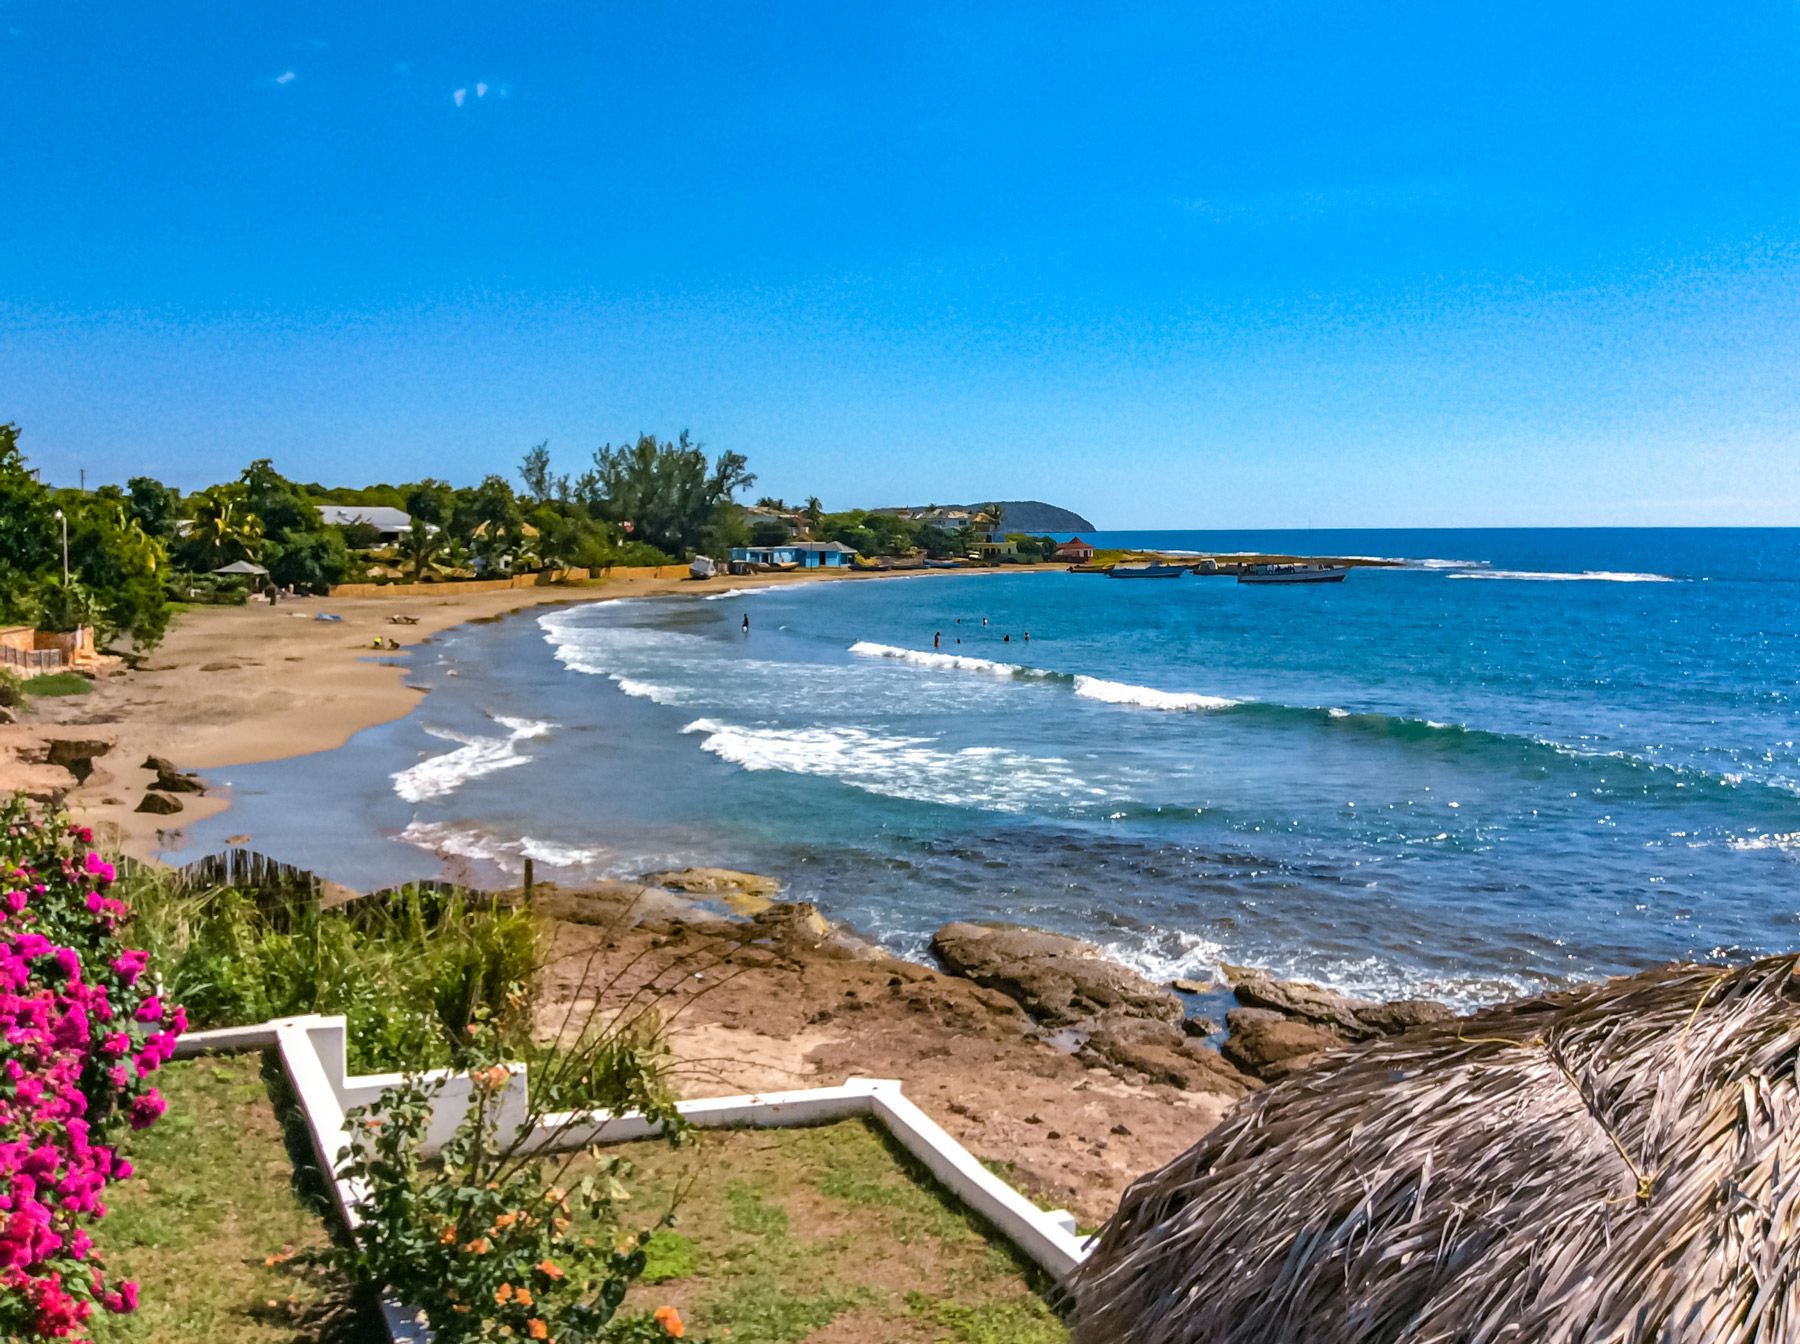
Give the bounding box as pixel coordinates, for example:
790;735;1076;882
2;2;1796;527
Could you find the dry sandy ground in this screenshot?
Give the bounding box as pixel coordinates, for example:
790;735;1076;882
533;885;1240;1227
0;565;1036;859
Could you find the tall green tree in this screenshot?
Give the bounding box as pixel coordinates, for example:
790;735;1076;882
583;431;756;558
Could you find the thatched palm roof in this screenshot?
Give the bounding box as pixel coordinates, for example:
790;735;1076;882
1072;953;1800;1344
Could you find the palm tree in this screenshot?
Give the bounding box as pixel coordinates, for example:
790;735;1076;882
185;488;264;569
399;525;450;581
803;496;824;529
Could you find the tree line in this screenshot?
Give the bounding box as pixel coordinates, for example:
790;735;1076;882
0;427;760;650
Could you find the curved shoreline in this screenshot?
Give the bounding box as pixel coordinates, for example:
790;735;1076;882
0;565;1061;860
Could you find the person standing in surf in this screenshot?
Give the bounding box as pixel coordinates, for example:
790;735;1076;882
742;614;750;636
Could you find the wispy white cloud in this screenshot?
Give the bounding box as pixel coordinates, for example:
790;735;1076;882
452;81;509;107
275;70;296;85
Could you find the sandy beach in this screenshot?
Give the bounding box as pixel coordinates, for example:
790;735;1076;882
1;565;1032;859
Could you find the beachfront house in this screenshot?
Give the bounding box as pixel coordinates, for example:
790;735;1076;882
728;541;857;569
1054;537;1095;562
316;504;413;544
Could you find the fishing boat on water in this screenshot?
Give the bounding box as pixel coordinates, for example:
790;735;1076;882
1107;562;1187;579
1237;563;1350;584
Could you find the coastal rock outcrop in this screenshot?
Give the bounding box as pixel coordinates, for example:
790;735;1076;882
44;738;112;785
930;922;1256;1098
650;867;784;914
1218;1009;1344;1081
930;922;1185;1027
1215;964;1454;1082
1220;963;1452;1042
135;790;182;815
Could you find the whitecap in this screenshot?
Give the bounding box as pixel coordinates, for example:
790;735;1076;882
391;716;553;803
701;587;773;601
679;717;1084;812
1445;569;1675;583
848;640;1045;679
1072;675;1240;712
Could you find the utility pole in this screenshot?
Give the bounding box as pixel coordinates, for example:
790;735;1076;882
53;508;68;583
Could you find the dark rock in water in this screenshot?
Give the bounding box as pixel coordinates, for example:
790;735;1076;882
1221;962;1451;1041
931;921;1184;1027
1219;1008;1345;1081
1080;1015;1257;1097
135;790;183;815
1170;977;1215;995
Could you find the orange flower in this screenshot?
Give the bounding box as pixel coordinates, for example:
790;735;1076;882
654;1305;685;1338
494;1211;519;1229
463;1237;492;1255
535;1259;564;1280
515;1286;534;1307
527;1320;549;1341
439;1226;458;1245
495;1284;514;1304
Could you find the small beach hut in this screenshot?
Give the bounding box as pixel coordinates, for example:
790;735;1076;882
1071;951;1800;1344
1055;537;1096;562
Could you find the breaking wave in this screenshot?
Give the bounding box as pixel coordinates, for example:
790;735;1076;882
680;717;1100;813
1447;569;1676;583
848;640;1052;679
391;716;553;803
1072;675;1240;712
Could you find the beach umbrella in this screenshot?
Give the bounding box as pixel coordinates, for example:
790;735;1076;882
211;560;269;575
1071;951;1800;1344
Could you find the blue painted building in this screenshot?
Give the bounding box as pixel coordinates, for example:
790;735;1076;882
729;541;857;568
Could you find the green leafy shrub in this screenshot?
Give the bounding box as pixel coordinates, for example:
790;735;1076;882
126;879;539;1071
331;1035;695;1342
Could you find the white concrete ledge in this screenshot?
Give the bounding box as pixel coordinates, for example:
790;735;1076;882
166;1014;1089;1341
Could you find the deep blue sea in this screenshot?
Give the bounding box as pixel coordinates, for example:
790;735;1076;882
175;529;1800;1007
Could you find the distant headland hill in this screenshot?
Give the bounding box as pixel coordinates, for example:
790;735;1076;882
870;500;1096;533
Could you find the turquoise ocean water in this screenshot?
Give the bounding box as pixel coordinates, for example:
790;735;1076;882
177;528;1800;1006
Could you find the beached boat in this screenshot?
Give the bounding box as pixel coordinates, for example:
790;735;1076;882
1237;563;1349;584
1107;563;1186;579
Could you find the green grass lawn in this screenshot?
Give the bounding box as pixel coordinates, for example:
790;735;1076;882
23;670;92;696
581;1119;1071;1344
93;1052;383;1344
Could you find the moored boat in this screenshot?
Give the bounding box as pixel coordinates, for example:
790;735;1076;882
1237;563;1349;584
1108;562;1187;579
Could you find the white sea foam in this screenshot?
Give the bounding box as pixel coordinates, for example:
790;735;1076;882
701;587;773;601
391;716;553;803
518;835;606;867
612;677;688;706
1072;675;1240;712
1411;557;1491;570
1101;929;1229;985
1727;831;1800;855
680;717;1097;812
1446;569;1675;583
396;819;517;864
848;640;1044;679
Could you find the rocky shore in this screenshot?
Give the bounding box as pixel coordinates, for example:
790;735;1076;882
530;868;1458;1224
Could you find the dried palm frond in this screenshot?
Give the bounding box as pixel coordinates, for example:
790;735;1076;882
1072;952;1800;1344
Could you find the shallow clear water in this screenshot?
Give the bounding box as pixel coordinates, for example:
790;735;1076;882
177;529;1800;1005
